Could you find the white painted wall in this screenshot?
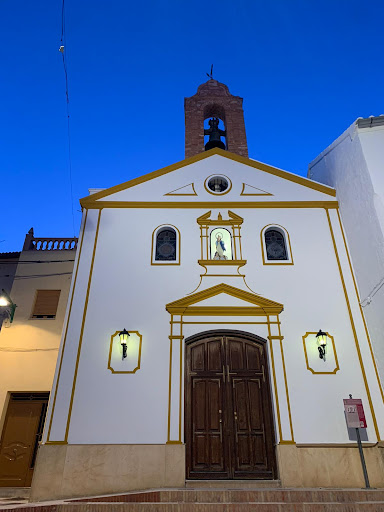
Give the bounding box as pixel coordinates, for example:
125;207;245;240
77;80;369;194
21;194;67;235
44;155;384;449
309;123;384;384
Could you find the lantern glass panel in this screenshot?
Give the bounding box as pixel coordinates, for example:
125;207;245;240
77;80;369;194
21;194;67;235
119;329;129;345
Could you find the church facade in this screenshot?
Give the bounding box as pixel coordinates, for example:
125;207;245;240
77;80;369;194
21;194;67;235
31;81;384;500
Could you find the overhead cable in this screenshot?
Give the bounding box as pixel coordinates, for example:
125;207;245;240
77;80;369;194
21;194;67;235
60;0;76;237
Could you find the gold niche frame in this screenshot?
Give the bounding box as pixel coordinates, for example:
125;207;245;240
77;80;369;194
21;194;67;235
107;330;143;374
302;332;340;375
197;210;245;265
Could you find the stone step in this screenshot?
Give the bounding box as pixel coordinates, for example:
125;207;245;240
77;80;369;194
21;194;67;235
0;489;30;499
3;489;384;512
5;503;384;512
185;480;281;489
70;489;384;504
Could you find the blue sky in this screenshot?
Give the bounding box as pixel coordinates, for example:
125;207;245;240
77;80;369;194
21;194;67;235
1;0;383;252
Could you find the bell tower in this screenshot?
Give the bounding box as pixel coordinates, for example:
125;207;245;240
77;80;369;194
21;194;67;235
184;79;248;159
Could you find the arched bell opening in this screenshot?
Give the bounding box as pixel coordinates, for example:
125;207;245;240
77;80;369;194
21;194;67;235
203;104;227;151
184;329;277;480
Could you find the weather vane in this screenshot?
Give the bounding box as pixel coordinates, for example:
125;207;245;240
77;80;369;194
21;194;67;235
206;64;214;80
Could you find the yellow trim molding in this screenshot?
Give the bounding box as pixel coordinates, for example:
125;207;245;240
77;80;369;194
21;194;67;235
325;209;381;441
198;259;247;266
197;210;244;226
302;332;340;375
278;318;295;441
261;224;294;265
164;183;197;196
297;442;378;448
81;200;339;210
107;330;143;374
151;224;181;265
336;210;384;404
46;209;88;442
64;209;102;442
166;282;284;316
204;174;233;196
267;322;283;442
80;148;336;206
241;183;273;196
168;306;283;316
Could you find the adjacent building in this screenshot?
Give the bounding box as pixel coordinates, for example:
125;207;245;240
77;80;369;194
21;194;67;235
0;251;20;330
0;229;77;487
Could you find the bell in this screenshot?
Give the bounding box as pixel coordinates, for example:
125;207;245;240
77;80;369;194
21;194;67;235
204;118;226;151
205;139;226;151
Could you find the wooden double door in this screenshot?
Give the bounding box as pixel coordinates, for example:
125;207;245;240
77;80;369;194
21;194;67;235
0;393;49;487
185;332;276;480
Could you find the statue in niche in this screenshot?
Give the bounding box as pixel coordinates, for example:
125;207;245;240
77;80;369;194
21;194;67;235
213;232;228;260
204;118;226;151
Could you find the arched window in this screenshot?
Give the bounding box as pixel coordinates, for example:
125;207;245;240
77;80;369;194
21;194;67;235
152;225;180;265
156;228;176;260
261;225;293;265
265;229;287;260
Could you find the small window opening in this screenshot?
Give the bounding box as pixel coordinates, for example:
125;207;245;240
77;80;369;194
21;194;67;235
265;229;288;260
207;176;229;193
31;290;61;319
155;228;177;261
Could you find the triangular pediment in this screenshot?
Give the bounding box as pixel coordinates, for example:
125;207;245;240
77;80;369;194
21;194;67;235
166;283;283;316
80;148;336;208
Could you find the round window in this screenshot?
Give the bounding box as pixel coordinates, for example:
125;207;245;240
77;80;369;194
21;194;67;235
205;175;231;195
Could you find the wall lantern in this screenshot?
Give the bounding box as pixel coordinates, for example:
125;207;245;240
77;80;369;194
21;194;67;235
0;289;17;323
316;329;328;361
119;328;130;360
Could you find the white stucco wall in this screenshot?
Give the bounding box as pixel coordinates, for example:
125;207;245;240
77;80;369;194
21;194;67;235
44;154;384;449
309;124;384;384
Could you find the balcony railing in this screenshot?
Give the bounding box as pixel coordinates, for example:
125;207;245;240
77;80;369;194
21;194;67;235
23;229;78;251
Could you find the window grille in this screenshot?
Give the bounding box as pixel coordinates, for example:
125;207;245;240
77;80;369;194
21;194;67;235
155;228;177;261
265;229;288;260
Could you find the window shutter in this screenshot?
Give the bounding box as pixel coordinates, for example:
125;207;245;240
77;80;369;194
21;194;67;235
32;290;61;318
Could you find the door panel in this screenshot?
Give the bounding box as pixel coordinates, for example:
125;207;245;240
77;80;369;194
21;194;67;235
0;395;49;487
186;332;276;480
207;340;223;372
231;377;272;477
190;377;228;476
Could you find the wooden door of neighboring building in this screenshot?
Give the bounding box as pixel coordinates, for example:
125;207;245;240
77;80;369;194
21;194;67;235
185;331;276;480
0;393;49;487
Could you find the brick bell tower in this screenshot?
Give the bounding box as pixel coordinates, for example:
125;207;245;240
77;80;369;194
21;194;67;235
184;79;248;159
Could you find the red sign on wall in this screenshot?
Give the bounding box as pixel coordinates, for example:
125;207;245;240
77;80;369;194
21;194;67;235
343;398;367;428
